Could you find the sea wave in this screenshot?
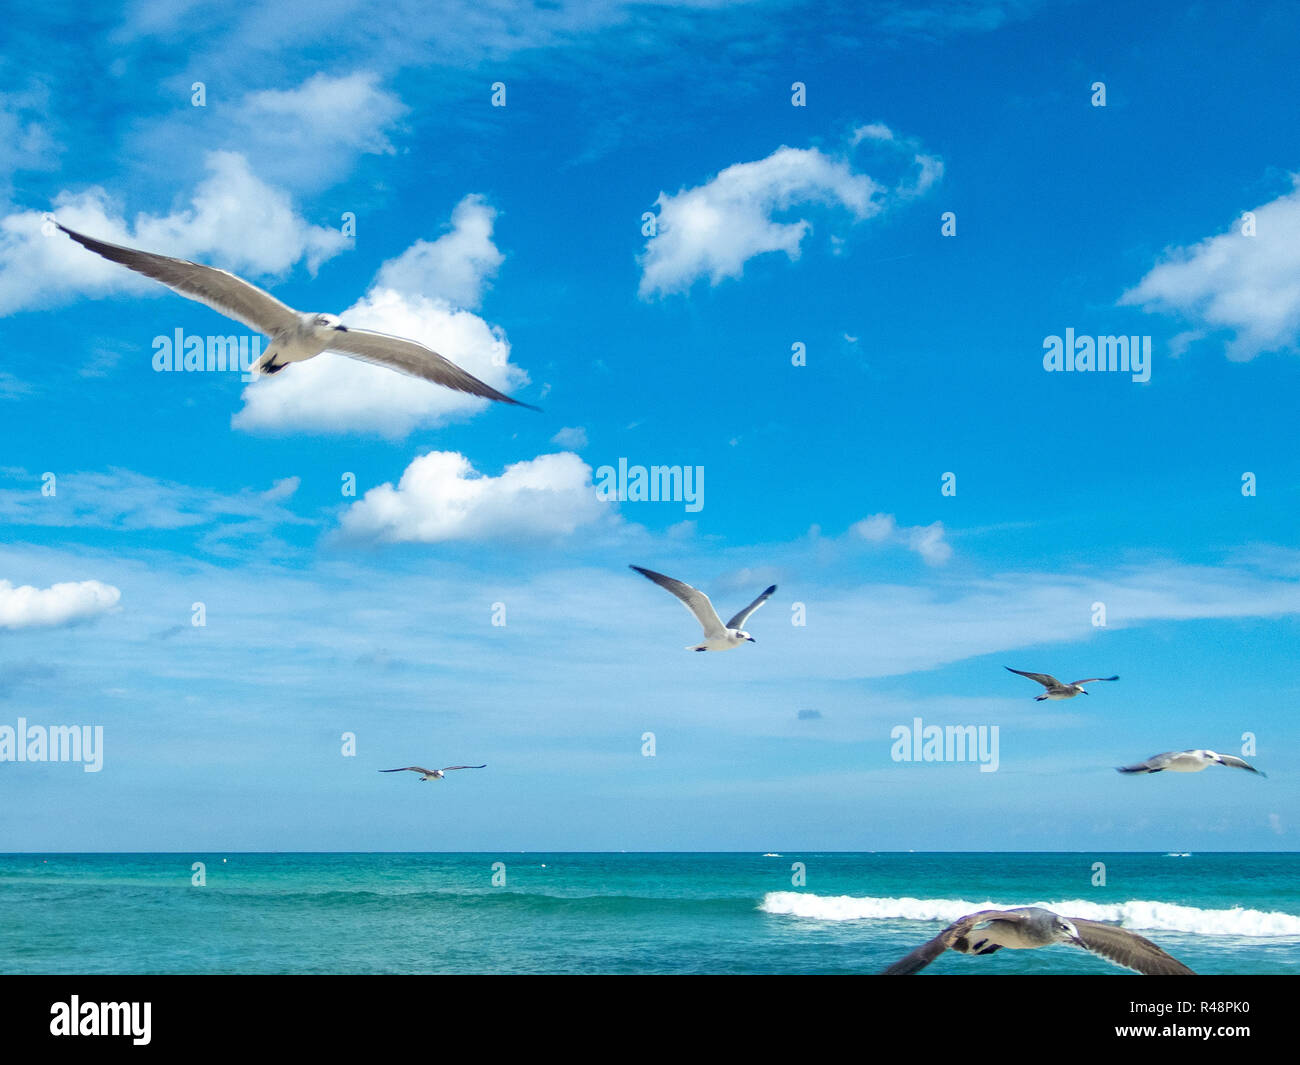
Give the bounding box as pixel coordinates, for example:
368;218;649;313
759;892;1300;937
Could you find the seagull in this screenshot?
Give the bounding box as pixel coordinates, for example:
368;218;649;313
1005;667;1119;700
880;906;1196;975
380;765;486;782
630;565;775;652
54;223;537;409
1118;749;1266;777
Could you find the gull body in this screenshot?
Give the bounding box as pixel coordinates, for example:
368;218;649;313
630;565;775;651
1118;749;1265;777
54;223;537;408
1005;666;1119;700
881;905;1195;975
380;764;486;782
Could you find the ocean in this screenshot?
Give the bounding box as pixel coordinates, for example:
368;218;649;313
3;852;1297;975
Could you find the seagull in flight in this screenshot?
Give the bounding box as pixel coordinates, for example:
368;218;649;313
54;223;537;409
380;765;487;782
630;566;775;652
1005;667;1119;700
1118;749;1266;777
880;906;1196;975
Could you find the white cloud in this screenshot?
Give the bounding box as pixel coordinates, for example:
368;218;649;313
339;450;613;543
848;513;952;566
235;73;407;188
550;426;589;449
1120;179;1300;360
371;194;502;310
232;196;528;438
0;150;348;315
0;578;120;630
639;126;941;297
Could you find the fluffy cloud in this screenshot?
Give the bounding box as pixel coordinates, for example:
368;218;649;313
849;513;952;566
339;450;612;543
1120;179;1300;360
232;195;529;437
0;578;120;630
372;194;502;310
638;125;941;297
0;150;348;314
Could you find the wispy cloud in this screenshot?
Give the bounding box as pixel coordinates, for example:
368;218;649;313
1121;177;1300;360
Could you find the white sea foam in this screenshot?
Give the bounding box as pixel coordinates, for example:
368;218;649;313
759;892;1300;937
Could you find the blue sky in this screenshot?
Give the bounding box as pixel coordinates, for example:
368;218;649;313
1;0;1297;851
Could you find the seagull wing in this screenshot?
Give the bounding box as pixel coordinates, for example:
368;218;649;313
726;585;777;630
630;566;727;638
1005;668;1061;688
879;909;1013;975
1217;754;1265;776
1071;919;1196;975
1117;751;1175;774
57;224;300;335
324;327;538;409
1071;675;1120;685
440;765;487;772
380;767;435;775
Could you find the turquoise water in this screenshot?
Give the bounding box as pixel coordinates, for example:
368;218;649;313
2;852;1297;974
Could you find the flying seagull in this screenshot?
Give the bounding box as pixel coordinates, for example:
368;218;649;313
54;223;537;408
1005;667;1119;700
880;906;1196;975
630;565;775;652
380;765;487;782
1118;749;1266;777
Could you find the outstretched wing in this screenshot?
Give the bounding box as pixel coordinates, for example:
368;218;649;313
380;767;434;775
441;765;487;772
879;910;1012;975
630;566;727;638
326;327;538;409
1071;919;1196;975
1116;751;1175;774
1005;667;1061;688
1217;754;1265;776
57;223;299;335
1071;675;1119;685
726;585;777;631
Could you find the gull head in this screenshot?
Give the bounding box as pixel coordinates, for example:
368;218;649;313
1204;749;1221;763
312;313;347;332
1052;915;1084;946
738;631;755;643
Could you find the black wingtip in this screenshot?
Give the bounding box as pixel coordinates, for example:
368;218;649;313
763;585;777;595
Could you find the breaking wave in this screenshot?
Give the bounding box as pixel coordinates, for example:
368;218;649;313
759;892;1300;937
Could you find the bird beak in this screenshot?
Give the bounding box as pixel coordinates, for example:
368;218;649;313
1082;690;1089;695
334;324;348;332
747;636;756;642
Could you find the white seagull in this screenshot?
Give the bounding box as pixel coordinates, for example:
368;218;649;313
1005;667;1119;700
1117;749;1266;777
880;906;1196;975
630;565;775;652
380;764;487;782
54;223;537;409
